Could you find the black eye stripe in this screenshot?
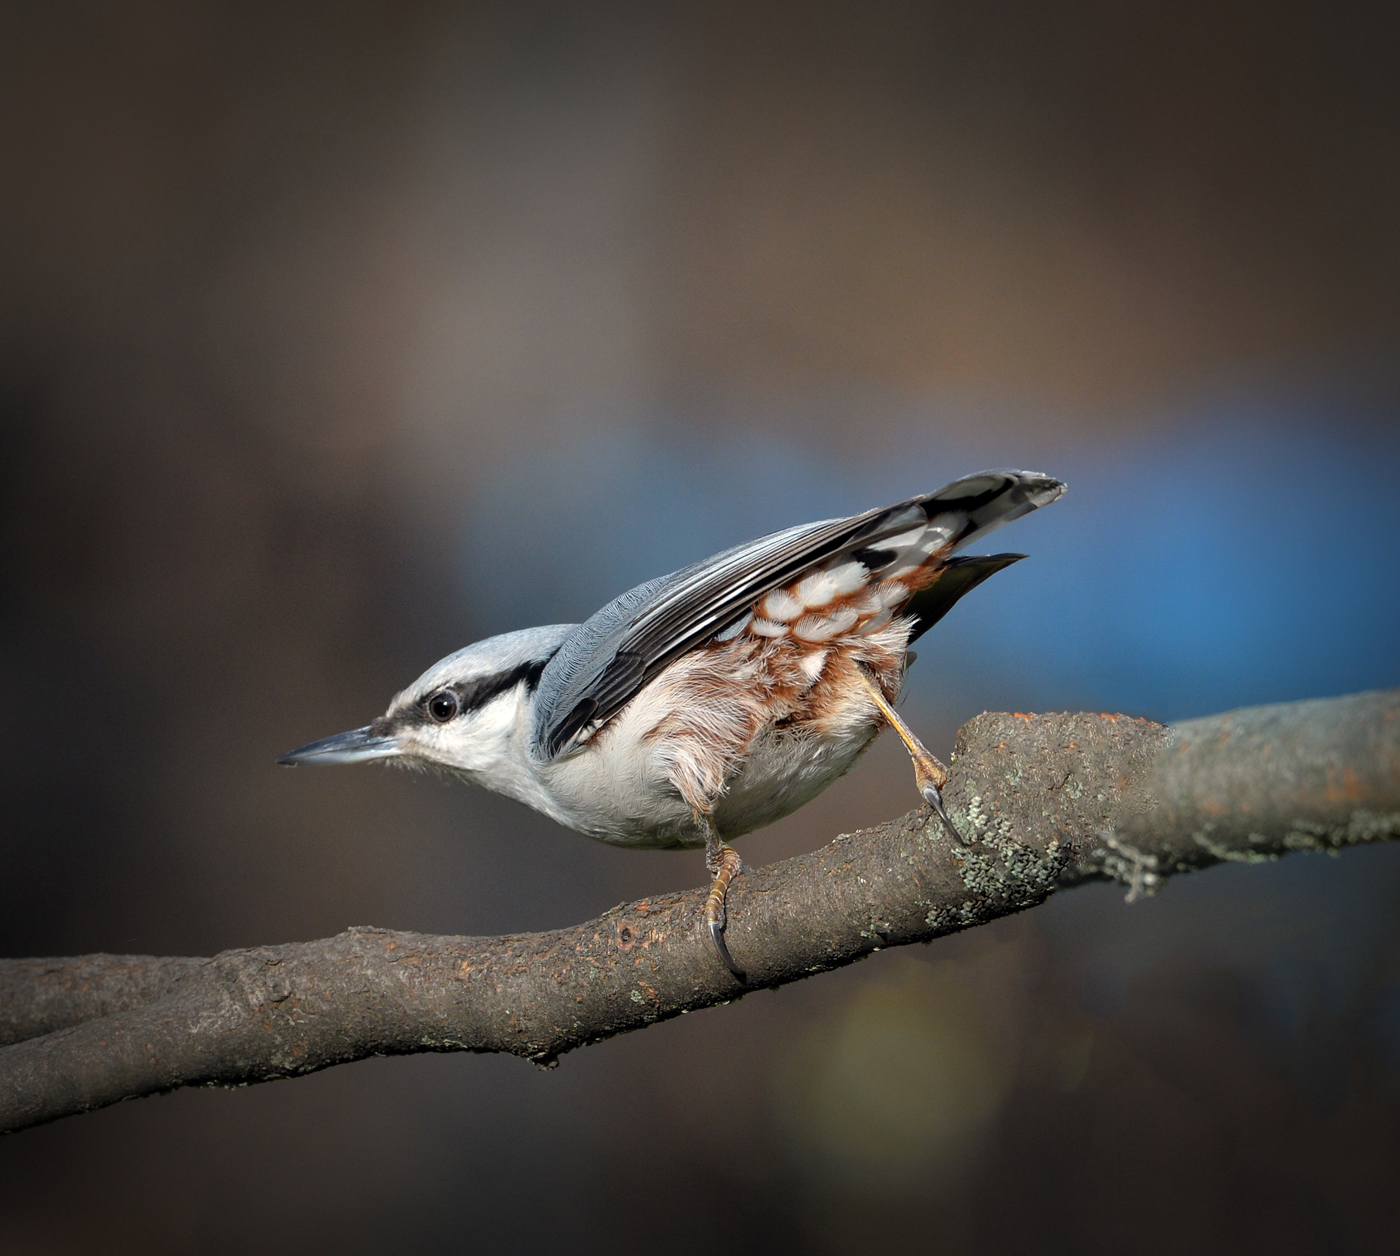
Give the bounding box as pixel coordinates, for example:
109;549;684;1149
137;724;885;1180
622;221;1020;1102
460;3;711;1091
417;657;551;722
459;657;550;710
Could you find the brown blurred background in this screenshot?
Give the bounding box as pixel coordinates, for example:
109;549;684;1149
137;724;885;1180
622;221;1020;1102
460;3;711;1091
2;3;1399;1253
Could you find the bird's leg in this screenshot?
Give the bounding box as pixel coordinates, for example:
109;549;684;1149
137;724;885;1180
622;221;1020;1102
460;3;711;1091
857;664;962;843
701;816;747;983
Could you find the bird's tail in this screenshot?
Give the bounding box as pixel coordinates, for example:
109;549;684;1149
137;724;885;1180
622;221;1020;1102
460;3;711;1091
846;469;1065;641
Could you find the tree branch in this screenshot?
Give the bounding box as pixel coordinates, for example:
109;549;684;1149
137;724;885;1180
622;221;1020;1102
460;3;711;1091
3;690;1397;1134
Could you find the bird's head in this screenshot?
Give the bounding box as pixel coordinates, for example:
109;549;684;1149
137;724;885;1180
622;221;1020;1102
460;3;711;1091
277;625;573;778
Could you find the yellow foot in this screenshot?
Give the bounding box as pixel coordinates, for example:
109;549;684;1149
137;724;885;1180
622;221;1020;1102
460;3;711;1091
857;664;963;843
703;838;746;982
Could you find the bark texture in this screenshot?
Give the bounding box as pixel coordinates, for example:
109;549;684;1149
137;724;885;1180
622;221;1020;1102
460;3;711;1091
3;689;1397;1134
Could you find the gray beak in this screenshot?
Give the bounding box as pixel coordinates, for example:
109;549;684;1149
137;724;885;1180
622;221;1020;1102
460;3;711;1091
277;725;401;766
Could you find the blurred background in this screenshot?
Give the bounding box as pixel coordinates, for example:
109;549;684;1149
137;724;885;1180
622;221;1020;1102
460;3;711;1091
2;2;1399;1252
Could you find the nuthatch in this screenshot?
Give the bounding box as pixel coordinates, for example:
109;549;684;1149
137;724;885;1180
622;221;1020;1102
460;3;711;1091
280;469;1065;980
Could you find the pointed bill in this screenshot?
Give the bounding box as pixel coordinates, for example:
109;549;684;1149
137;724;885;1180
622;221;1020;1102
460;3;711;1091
277;725;401;766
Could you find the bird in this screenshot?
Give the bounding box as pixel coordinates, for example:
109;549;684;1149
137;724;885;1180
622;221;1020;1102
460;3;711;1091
279;468;1066;981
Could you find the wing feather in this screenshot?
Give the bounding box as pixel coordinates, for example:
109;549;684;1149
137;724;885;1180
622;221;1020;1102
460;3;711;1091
531;469;1063;759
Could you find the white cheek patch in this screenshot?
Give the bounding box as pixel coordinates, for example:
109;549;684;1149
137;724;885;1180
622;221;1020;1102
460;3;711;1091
408;687;525;773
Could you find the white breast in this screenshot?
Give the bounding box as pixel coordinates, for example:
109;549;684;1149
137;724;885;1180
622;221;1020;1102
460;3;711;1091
533;682;711;848
533;671;883;849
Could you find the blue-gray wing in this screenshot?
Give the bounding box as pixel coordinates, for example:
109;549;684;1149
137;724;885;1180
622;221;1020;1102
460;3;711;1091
529;469;1064;760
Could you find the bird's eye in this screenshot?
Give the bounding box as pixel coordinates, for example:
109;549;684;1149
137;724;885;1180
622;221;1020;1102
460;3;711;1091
426;690;460;723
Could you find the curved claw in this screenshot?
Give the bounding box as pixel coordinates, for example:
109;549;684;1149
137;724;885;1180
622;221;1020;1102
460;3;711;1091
922;781;963;844
703;839;748;983
856;662;962;843
708;918;747;983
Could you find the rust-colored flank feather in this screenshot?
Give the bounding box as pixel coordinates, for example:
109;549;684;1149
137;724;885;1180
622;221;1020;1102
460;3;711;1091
639;543;950;816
